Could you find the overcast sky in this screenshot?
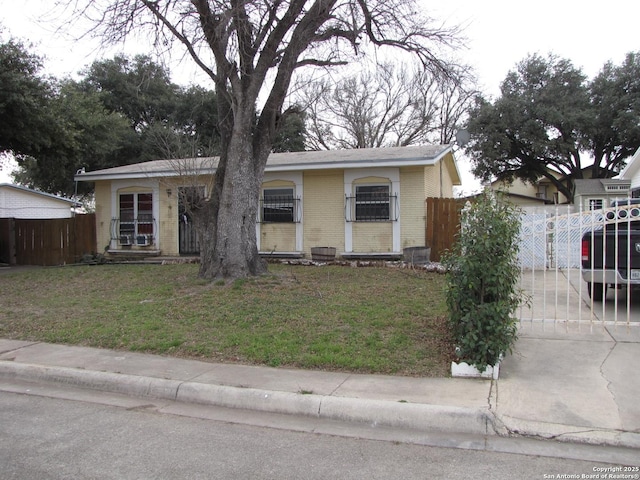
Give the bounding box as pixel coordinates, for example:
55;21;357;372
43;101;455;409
2;0;639;189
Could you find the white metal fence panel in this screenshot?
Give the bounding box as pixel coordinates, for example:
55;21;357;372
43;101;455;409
516;201;640;329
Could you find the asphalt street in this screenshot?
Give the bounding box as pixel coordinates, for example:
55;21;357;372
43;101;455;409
0;391;629;480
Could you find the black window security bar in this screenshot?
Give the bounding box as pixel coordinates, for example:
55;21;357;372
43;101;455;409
259;194;301;223
110;217;157;246
345;193;399;222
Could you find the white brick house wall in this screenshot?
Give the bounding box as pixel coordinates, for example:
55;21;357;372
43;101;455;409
0;184;74;219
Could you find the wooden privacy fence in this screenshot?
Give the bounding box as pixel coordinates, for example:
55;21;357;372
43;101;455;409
1;214;96;266
425;197;465;262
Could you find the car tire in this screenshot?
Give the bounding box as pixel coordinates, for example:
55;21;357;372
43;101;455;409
588;282;607;301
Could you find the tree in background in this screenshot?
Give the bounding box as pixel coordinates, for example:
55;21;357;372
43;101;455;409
0;37;132;197
13;80;132;196
81;55;178;131
13;54;211;195
272;108;306;153
11;50;306;197
436;68;478;145
81;54;305;158
297;62;476;150
0;36;55;161
60;0;463;280
79;55;223;162
172;85;221;157
587;52;640;178
466;53;640;202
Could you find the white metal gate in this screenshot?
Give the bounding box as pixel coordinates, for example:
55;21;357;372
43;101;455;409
517;202;640;329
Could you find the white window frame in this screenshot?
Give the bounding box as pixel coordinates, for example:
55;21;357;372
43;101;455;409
119;192;154;237
258;173;303;252
344;169;400;253
110;180;159;250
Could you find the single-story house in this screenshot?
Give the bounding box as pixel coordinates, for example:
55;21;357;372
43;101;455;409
75;145;461;259
0;183;77;219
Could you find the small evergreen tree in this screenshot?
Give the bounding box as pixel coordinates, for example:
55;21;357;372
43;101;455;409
443;191;524;371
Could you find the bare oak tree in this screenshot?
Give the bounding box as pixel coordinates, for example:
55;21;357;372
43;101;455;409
298;62;477;150
66;0;462;280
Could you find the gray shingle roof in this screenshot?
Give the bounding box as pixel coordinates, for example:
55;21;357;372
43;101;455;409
76;145;453;181
573;179;630;196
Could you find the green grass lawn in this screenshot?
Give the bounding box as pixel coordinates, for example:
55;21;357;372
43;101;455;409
0;263;453;377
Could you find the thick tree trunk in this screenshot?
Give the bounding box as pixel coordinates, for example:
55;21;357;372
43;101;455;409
196;130;268;281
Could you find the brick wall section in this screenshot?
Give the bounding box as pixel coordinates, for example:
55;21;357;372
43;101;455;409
261;223;296;251
423;164;441;198
93;181;111;253
400;166;427;249
302;170;345;255
352;222;392;251
158;180;179;256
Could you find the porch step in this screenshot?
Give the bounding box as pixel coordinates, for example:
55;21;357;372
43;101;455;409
105;249;162;262
341;252;403;261
107;249;161;255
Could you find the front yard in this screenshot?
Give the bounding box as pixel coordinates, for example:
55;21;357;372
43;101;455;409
0;263;453;377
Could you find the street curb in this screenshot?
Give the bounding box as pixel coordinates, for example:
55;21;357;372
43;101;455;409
0;362;182;399
491;414;640;450
0;361;492;436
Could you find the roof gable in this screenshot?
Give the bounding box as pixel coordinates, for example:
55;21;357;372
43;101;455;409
0;183;76;205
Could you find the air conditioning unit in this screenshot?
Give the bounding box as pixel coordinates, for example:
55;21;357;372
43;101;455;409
119;235;132;246
136;234;152;246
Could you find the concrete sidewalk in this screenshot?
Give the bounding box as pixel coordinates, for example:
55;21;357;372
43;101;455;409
1;323;639;451
0;339;492;436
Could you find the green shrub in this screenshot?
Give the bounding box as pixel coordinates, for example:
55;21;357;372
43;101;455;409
443;191;524;371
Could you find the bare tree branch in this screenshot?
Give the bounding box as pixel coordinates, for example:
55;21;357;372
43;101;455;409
297;62;476;149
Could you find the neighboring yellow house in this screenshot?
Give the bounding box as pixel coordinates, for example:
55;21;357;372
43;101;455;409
489;173;569;206
75;145;461;260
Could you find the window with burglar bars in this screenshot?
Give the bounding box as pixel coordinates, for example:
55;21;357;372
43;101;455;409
111;192;156;246
346;185;398;222
260;188;300;223
119;193;154;235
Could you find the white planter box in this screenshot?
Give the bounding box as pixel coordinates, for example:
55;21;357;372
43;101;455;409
451;361;500;379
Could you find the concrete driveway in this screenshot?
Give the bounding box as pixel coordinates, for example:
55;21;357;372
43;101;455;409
518;268;640;328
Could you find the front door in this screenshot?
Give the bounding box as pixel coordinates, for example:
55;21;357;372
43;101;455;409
178;187;202;255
